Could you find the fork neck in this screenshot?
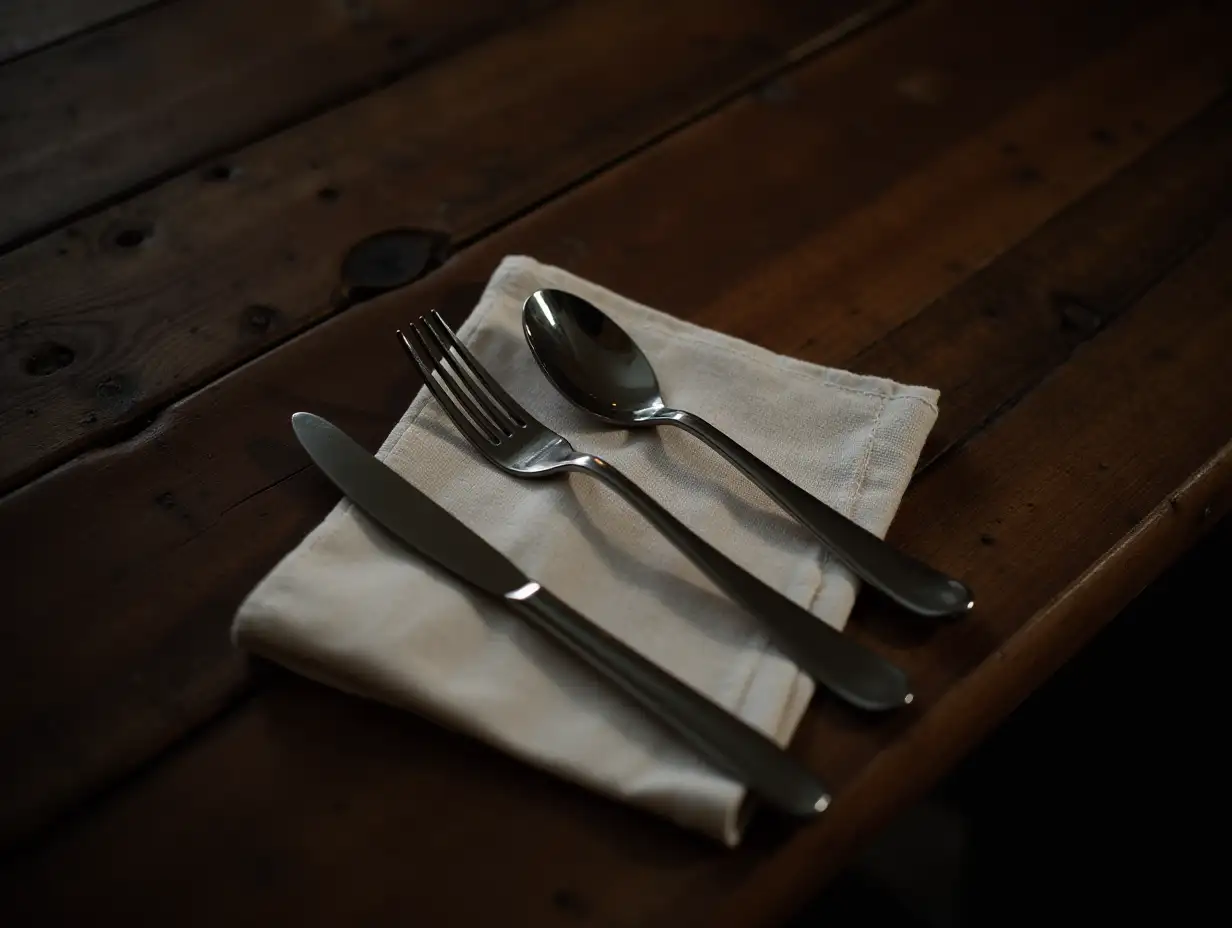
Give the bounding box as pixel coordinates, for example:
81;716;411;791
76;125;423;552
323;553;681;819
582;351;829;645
568;452;616;479
567;453;643;499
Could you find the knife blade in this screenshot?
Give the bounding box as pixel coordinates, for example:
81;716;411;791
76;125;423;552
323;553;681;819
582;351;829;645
291;412;830;819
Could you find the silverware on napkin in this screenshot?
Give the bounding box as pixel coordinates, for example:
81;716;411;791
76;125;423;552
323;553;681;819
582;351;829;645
398;311;913;712
522;288;974;619
291;411;830;818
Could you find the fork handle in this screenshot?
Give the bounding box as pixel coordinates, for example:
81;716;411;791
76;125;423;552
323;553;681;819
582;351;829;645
572;455;912;712
655;410;973;618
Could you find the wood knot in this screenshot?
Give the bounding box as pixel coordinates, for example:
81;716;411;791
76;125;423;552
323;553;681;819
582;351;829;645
24;341;75;376
110;222;154;249
337;228;451;307
245;304;278;333
1053;292;1103;334
95;374;132;400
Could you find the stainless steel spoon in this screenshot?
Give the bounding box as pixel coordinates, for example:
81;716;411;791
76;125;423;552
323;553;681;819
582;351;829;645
522;289;973;618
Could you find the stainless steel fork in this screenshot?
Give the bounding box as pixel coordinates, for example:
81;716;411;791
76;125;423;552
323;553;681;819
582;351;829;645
399;311;912;711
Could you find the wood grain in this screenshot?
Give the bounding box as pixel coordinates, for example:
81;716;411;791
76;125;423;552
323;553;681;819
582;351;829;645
0;0;886;492
716;444;1232;928
0;0;563;247
0;0;156;64
856;92;1232;466
1;0;1224;851
711;222;1232;927
3;191;1230;928
703;7;1232;358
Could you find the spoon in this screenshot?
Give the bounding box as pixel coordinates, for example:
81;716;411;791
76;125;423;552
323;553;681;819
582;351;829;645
523;288;973;618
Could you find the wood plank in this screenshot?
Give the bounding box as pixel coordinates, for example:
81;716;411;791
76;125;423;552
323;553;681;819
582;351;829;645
0;0;1222;849
712;223;1232;927
702;32;1232;358
4;202;1230;928
717;458;1232;928
0;0;564;247
0;0;886;493
0;0;156;64
854;92;1232;466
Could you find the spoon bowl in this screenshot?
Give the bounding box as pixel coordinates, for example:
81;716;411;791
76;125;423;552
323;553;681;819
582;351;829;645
523;289;666;425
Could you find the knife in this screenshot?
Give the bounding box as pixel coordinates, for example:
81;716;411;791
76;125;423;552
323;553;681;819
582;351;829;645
291;412;830;818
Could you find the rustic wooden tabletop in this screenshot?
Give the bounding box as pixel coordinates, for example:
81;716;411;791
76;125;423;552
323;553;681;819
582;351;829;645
2;0;1230;924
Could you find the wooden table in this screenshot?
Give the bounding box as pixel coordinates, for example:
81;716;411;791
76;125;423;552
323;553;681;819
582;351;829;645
2;0;1229;923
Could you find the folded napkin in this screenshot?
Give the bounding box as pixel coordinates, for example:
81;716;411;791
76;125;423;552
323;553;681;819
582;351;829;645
233;255;939;845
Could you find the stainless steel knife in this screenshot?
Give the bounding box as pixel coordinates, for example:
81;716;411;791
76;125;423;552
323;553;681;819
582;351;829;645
291;412;830;818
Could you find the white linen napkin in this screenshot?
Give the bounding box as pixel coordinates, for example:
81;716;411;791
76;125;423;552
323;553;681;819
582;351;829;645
233;255;939;845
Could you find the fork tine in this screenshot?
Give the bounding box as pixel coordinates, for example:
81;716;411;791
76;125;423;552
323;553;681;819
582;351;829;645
410;319;518;440
419;312;521;432
398;328;502;446
425;310;529;427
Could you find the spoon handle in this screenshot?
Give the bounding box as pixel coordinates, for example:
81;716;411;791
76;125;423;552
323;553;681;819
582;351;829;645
570;454;913;712
658;410;973;618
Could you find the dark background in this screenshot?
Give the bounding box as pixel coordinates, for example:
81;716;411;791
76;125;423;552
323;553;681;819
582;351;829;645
800;517;1225;927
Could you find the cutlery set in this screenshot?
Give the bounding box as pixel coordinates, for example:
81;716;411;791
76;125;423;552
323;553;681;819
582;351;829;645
293;289;972;818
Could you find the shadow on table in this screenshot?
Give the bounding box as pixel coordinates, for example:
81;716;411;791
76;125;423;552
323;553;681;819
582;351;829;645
792;516;1228;928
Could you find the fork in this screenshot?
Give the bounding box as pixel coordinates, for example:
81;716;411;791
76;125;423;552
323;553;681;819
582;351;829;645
399;311;912;712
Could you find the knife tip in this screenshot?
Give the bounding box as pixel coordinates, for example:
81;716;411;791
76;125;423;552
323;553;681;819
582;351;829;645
291;411;326;437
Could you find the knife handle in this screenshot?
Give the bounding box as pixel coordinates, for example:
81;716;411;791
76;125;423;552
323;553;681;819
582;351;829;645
504;583;830;819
